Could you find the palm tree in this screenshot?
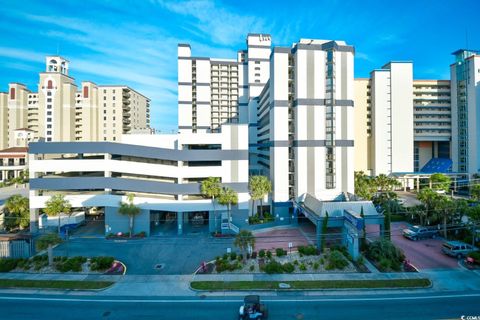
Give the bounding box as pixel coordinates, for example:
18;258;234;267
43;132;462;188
430;173;451;193
417;188;439;225
470;184;480;201
234;230;255;262
44;194;72;234
354;171;377;200
201;177;221;232
217;187;238;223
249;175;271;219
118;193;141;238
249;175;264;217
3;195;29;231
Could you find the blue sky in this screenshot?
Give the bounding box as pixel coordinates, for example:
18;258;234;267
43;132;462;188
0;0;479;132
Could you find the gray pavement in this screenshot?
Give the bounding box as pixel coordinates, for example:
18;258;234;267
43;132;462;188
53;236;234;275
0;290;479;320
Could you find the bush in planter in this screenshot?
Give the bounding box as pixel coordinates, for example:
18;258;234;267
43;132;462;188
0;258;19;272
266;250;272;259
249;265;255;272
282;262;295;273
298;245;318;256
299;263;307;271
90;256;115;271
223;253;229;260
366;239;405;271
237;254;243;262
230;252;237;261
259;249;266;258
326;250;349;270
275;248;287;257
264;260;283;274
313;262;320;270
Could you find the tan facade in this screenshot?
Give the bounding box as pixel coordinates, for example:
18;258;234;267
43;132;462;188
353;78;372;174
0;56;150;146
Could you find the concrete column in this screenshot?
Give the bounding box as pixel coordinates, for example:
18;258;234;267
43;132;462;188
379;220;385;238
416;177;420;192
177;211;183;235
104;153;112;194
29;208;39;233
209;210;216;233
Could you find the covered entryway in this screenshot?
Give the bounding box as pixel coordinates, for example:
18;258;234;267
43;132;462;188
150;211;210;236
295;194;385;259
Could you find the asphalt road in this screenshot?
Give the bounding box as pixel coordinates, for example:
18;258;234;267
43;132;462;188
0;292;479;320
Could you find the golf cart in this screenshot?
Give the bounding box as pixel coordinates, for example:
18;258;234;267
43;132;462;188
239;295;268;319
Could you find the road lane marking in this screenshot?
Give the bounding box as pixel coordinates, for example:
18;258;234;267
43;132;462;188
0;293;479;304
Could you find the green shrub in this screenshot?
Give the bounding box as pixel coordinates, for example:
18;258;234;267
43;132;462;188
0;258;19;272
266;250;272;259
251;251;257;259
249;265;255;272
16;258;31;270
230;252;237;261
223;253;229;260
264;260;284;274
379;258;392;271
259;249;266;258
293;260;299;265
275;248;287;257
90;256;115;271
282;262;295;273
299;263;307;271
237;254;243;261
356;255;365;265
298;245;317;256
320;258;325;265
313;262;319;270
326;250;349;270
55;256;87;273
367;239;405;271
32;255;47;262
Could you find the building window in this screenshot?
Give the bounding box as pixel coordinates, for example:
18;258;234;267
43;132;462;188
47;80;53;89
104;110;107;114
47;124;51;129
10;88;15;100
83;86;89;98
47;118;52;122
47;92;52;96
47;98;52;102
47;131;51;135
47;138;52;142
104;97;106;101
113;96;115;100
104;117;107;120
47;111;52;116
19;158;25;165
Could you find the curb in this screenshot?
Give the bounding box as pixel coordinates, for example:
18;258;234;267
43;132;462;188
188;279;434;293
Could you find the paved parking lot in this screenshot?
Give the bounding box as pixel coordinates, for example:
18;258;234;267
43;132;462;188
391;222;459;270
53;235;234;275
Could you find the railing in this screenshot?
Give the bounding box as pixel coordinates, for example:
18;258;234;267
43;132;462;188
229;222;239;234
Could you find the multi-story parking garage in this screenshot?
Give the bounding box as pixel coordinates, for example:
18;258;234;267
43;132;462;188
28;125;249;236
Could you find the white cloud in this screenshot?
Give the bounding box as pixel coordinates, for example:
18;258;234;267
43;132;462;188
156;0;268;45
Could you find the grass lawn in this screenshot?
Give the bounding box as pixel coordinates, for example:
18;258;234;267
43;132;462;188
191;279;431;291
0;279;114;290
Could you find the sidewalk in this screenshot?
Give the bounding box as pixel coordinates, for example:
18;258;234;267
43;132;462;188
0;269;479;297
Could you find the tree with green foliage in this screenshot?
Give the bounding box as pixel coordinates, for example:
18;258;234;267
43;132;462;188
354;171;377;200
470;184;480;201
429;173;451;193
248;175;271;219
432;195;456;239
417;188;440;225
375;174;400;193
3;195;29;231
320;211;329;253
36;233;62;266
201;177;222;232
44;194;72;234
217;187;238;223
234;230;255;262
249;175;263;217
118;193;141;238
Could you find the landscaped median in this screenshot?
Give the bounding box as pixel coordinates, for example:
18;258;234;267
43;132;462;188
190;278;432;291
0;279;115;290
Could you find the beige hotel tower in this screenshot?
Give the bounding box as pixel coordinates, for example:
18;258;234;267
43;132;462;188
0;56;150;150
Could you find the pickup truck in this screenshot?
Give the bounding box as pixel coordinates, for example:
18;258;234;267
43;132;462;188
403;225;439;241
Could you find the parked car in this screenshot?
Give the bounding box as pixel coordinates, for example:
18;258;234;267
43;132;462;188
403;225;439;241
442;241;478;259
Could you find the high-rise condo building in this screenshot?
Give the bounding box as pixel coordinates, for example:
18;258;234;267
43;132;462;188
0;56;150;150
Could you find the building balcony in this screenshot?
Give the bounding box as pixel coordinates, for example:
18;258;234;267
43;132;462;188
122;99;131;105
123;89;131;99
123;104;131;112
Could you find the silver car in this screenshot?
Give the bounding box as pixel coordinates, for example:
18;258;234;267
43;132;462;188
442;241;477;259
